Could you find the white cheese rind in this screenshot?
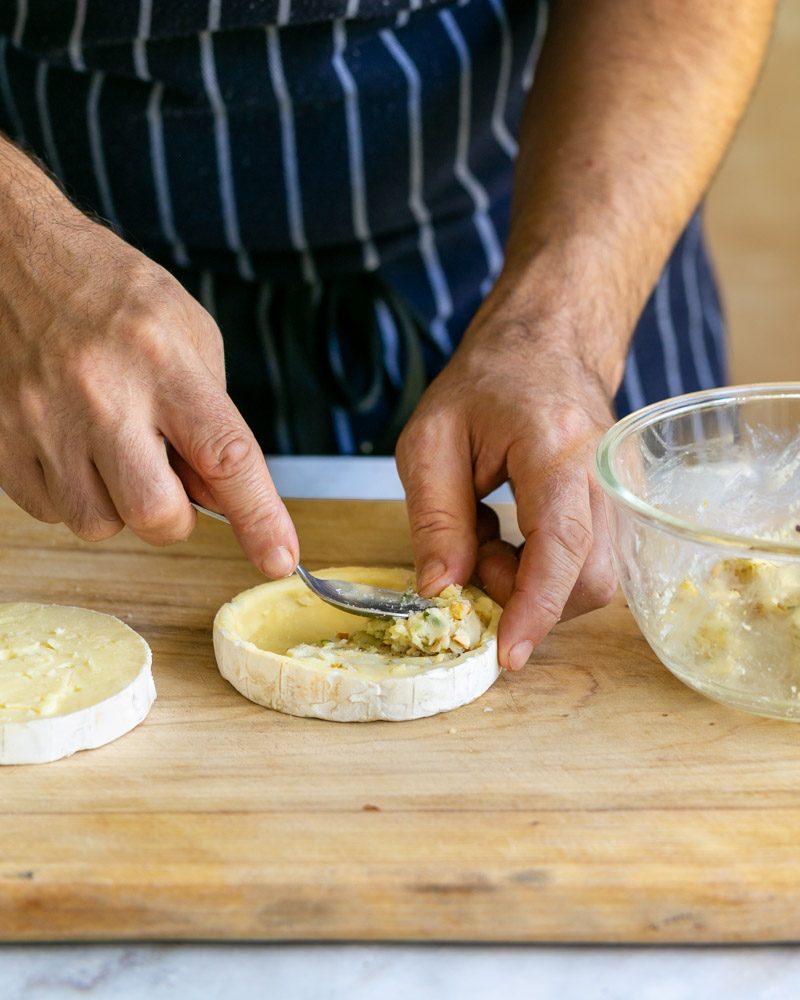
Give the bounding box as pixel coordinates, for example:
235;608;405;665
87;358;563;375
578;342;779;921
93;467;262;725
0;663;155;765
213;568;501;722
0;604;155;765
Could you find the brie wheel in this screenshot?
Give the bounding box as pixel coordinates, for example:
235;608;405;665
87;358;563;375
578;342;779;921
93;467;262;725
0;602;155;765
213;567;501;722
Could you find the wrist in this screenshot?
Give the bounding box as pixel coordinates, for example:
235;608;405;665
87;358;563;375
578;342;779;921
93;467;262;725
0;139;96;267
464;238;636;398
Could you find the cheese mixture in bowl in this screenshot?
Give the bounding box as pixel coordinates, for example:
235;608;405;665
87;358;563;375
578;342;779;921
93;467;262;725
213;568;501;721
664;555;800;703
597;384;800;720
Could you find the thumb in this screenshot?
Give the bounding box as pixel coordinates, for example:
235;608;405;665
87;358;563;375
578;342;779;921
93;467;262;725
396;417;477;596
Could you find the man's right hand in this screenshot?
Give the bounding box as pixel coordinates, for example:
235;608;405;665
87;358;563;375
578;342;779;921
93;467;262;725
0;138;298;578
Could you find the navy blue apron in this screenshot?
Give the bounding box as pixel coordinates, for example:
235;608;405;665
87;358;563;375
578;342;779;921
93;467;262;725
0;0;726;454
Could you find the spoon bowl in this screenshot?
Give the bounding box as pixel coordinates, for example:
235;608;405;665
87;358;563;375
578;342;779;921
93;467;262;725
191;501;434;619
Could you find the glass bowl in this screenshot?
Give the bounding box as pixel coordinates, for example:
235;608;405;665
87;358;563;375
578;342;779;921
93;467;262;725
596;383;800;720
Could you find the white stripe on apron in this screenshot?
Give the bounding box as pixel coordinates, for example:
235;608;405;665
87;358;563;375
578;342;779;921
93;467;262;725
486;0;518;158
381;27;453;353
654;260;685;398
12;0;27;48
200;1;255;281
35;62;63;180
622;347;646;413
265;26;318;284
439;9;504;293
146;81;190;268
69;0;88;72
682;218;715;388
0;38;26;142
522;1;548;92
331;20;380;272
87;72;121;230
133;0;154;82
256;283;293;454
277;0;292;28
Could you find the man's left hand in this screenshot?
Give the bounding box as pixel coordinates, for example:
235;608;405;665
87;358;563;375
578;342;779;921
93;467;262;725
396;289;618;671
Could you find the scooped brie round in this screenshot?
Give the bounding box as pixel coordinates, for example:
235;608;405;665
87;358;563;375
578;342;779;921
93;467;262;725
213;567;501;722
0;602;155;765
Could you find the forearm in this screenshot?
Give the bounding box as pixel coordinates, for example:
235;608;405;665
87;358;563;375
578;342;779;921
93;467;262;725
0;134;103;299
1;133;75;227
485;0;776;393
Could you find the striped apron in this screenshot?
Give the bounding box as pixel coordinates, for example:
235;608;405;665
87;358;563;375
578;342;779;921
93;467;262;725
0;0;727;455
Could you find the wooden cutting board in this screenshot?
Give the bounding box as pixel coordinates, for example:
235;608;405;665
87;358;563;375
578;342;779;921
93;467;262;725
2;492;800;943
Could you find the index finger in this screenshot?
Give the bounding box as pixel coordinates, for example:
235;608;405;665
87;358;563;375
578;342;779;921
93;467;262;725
161;374;299;578
396;417;477;596
497;456;593;670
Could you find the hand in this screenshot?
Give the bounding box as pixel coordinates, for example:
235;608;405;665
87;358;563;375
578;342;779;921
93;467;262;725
0;170;297;577
395;287;618;671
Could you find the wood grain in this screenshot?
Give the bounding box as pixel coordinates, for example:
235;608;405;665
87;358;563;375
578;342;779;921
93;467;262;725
2;494;800;942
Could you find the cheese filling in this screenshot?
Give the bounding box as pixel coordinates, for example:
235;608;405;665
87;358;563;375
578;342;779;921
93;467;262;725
214;568;502;722
0;602;150;723
287;584;488;675
659;555;800;697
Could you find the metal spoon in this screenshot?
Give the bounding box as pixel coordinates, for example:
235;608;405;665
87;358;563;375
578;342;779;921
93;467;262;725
190;501;435;619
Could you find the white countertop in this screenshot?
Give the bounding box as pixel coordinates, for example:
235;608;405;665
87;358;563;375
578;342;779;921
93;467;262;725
265;455;513;503
0;458;794;1000
2;943;800;1000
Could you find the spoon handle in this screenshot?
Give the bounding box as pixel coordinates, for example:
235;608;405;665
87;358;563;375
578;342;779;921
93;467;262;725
190;501;231;524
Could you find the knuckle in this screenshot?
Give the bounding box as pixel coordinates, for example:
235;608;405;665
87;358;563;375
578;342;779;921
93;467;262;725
398;418;430;451
576;567;618;612
59;355;124;422
138;521;193;546
107;288;185;368
595;569;618;607
56;486;122;541
70;513;124;542
191;426;256;483
548;408;594;448
121;260;182;317
396;415;450;468
394;429;416;469
27;500;62;524
37;509;63;525
236;503;285;539
15;384;47;426
1;479;60;524
133;324;172;369
113;311;174;371
534;586;566;627
62;352;102;397
407;500;461;539
546;512;593;567
534;586;567;627
125;500;192;545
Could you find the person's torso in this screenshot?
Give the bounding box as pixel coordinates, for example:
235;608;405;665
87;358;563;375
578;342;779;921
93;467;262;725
0;0;547;278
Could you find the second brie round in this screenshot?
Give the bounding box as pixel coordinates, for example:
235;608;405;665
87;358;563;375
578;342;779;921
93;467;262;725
0;602;155;765
213;567;501;722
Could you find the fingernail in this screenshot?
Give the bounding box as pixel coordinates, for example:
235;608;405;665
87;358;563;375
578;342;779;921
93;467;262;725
261;546;295;579
507;640;533;671
417;560;447;595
